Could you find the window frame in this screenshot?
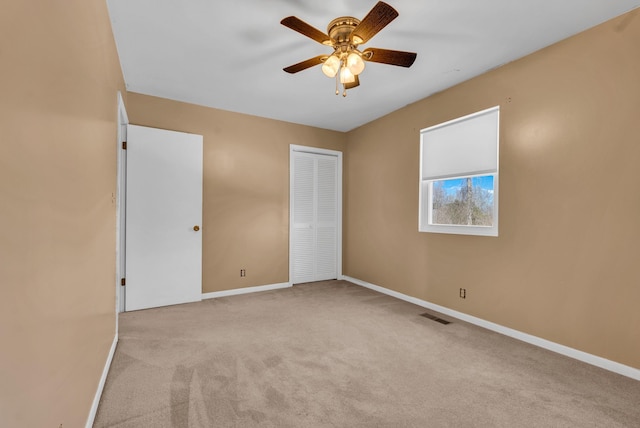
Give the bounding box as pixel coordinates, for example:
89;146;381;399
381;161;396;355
419;106;500;237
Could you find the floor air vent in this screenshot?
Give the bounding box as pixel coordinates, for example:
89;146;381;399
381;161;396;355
420;312;451;325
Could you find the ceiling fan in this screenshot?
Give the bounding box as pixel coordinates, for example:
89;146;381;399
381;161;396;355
281;1;417;97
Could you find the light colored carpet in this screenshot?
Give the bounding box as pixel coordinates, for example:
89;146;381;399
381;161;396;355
94;280;640;427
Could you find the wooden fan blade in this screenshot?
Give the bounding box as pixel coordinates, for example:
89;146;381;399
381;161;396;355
363;48;417;67
352;2;399;44
344;74;360;90
281;16;331;45
283;55;326;74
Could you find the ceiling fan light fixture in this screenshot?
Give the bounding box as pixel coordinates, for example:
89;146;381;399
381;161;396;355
346;51;365;75
281;2;416;96
340;66;356;84
321;54;341;77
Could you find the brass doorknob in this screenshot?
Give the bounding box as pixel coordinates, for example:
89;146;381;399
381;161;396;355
193;225;200;231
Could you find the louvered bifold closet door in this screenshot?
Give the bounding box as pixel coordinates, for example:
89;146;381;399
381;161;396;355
292;154;316;284
315;156;337;281
291;152;338;284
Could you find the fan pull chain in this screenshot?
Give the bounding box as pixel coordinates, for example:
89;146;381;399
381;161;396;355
336;60;347;97
335;72;339;95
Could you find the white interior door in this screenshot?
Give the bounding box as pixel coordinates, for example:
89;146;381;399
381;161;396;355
290;146;341;284
125;125;203;311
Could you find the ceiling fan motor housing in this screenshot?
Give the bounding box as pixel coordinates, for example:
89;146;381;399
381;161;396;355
327;17;362;45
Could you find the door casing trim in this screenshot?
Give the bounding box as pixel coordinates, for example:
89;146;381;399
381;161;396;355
116;92;128;313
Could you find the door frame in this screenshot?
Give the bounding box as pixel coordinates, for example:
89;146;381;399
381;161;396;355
116;92;128;313
289;144;343;284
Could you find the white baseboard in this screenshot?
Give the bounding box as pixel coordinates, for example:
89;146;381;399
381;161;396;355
202;282;291;300
342;275;640;381
85;333;118;428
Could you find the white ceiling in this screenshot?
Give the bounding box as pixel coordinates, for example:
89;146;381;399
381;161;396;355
107;0;640;132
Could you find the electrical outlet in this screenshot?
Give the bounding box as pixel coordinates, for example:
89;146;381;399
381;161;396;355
459;288;466;299
240;269;246;277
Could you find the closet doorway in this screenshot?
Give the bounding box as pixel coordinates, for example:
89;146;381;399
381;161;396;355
289;145;342;284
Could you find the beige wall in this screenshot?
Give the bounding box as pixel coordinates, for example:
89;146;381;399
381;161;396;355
0;2;636;425
344;10;640;369
0;1;124;426
126;93;347;293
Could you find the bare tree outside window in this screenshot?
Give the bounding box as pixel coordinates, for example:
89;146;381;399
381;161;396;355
431;176;494;226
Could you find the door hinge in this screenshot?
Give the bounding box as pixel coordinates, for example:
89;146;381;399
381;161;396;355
121;278;126;286
122;141;127;150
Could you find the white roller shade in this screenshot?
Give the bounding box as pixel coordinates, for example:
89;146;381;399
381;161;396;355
421;106;499;180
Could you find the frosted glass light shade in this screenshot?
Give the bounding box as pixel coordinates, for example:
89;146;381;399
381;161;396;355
339;66;355;84
321;55;340;77
346;52;365;75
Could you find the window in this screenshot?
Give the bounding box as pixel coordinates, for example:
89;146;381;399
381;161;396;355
419;106;500;236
